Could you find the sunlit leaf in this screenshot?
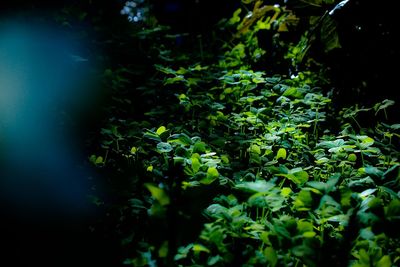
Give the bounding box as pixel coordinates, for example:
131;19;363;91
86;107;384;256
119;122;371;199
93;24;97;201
95;156;104;164
281;187;292;197
347;153;357;162
376;255;391;267
191;157;201;173
276;148;287;160
156;126;167;136
192;244;210;253
302;231;316;238
250;144;261;155
359;188;377;198
200;167;219;185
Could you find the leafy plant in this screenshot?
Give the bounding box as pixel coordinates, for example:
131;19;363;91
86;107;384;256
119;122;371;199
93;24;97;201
85;1;400;266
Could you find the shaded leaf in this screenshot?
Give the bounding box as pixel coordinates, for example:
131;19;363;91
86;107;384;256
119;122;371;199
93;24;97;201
157;142;173;153
145;183;170;206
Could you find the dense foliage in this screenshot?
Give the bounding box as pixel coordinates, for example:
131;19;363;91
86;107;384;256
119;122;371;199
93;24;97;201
82;1;400;266
3;0;398;266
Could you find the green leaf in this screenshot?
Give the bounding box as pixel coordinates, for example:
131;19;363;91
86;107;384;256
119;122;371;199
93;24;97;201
250;144;261;155
283;87;302;98
307;175;339;194
250;153;261;165
364;166;384;179
144;183;170;206
389;123;400;130
294;189;313;211
156;126;167;136
292;169;309;184
157;142;173;153
207;255;222;265
361;136;374;145
347;153;357;162
355;135;375;148
281;187;292;197
302;231;316;238
374;99;395;113
354;249;370;265
155;64;176;75
315;157;329;164
89;155;97;164
318;139;345;149
359;228;375;240
279;168;309;185
383;164;400;180
95;156;104;165
169;133;193;146
200;167;219;185
348;176;375;189
174;244;193;261
191;157;201;173
165;76;185;85
321;15;341;52
297;220;314;233
221;155;230;164
359;188;377;198
376;255;391;267
228;8;242;25
206;204;228;217
263;247;278;267
385;199;400;221
174;156;185;165
379;186;398;199
193;141;206;153
207;167;219;177
144;131;162;142
276;148;287;160
266;76;281;84
158;241;168;258
192;244;210;253
235;180;274;193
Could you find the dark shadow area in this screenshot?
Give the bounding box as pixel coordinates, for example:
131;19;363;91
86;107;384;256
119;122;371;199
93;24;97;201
326;0;400;108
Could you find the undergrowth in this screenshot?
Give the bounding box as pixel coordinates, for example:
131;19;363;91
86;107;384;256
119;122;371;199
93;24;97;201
89;1;400;266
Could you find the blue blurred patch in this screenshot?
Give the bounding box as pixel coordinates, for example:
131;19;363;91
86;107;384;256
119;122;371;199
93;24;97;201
0;21;96;219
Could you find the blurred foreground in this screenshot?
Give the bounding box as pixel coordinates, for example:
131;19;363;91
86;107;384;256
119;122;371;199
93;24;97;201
0;19;117;266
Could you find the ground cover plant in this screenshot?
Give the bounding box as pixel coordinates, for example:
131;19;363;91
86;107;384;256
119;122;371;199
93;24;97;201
83;0;400;266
